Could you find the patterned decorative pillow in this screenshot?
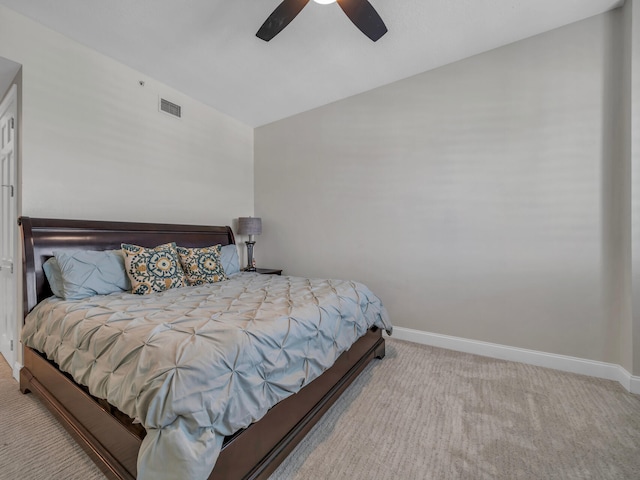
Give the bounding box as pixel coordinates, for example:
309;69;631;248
121;242;186;295
176;245;228;286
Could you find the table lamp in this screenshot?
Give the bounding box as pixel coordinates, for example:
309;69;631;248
237;217;262;271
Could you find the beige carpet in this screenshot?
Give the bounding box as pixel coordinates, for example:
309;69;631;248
0;357;105;480
2;339;640;480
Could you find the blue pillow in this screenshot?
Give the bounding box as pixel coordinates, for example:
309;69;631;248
220;244;240;276
43;257;64;298
52;249;131;300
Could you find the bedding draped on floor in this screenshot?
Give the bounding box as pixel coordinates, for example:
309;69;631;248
22;272;391;480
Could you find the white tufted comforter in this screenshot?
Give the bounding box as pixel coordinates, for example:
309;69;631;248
22;272;391;480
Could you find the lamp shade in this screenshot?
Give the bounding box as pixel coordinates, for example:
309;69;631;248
237;217;262;236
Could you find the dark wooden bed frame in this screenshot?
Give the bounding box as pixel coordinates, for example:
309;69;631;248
18;217;386;480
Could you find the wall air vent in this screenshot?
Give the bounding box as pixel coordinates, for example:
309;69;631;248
160;98;182;118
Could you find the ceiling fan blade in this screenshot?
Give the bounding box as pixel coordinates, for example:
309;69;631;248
256;0;311;42
336;0;387;42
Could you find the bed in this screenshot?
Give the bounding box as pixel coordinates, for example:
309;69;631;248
18;217;390;480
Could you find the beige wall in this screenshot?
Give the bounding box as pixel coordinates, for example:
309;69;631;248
255;11;629;367
0;56;20;100
1;3;637;374
0;6;254;368
0;5;254;226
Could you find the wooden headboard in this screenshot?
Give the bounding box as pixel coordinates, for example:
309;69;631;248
19;217;236;316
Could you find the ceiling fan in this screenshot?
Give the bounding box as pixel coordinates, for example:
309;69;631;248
256;0;388;42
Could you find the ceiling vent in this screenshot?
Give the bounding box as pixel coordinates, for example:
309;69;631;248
160;98;182;118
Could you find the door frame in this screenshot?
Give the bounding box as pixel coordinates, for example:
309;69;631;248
0;84;19;379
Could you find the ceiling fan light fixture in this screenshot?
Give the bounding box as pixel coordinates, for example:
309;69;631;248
257;0;387;42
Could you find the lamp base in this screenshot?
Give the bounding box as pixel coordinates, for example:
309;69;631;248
245;241;256;271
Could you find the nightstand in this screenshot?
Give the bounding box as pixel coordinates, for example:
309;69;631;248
254;268;282;275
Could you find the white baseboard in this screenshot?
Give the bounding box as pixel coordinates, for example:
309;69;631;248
12;361;22;382
386;327;640;395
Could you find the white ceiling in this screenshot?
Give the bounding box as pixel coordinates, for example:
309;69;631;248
0;0;624;127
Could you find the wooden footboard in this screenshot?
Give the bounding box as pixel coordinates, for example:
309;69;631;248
21;328;385;480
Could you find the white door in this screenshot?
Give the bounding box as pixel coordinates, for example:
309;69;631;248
0;85;17;374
